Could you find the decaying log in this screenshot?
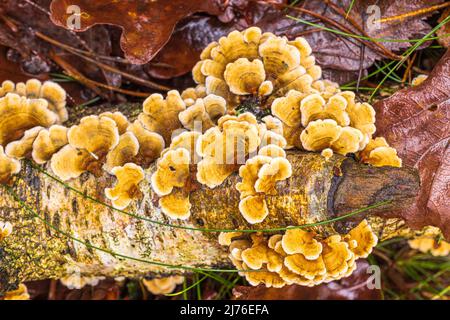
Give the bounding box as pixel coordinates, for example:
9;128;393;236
0;104;420;293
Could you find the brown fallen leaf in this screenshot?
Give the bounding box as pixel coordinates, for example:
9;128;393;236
49;0;223;64
374;49;450;239
437;8;450;48
233;260;382;300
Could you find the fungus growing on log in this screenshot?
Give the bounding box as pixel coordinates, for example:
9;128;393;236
0;93;57;146
225;219;377;288
105;163;145;210
50;115;120;180
151;148;191;219
0;26;438;294
139;90;186;144
104;132;140;174
0;220;12;241
0;80;67;123
100;111;130;135
408;227;450;257
1;284;29;300
5;126;44;159
192;27;324;108
142;276;185;295
126;121;165;168
0;146;21;184
31;125;68;164
178;94;226;131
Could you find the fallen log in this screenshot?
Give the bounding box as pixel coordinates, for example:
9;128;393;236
0;101;419;292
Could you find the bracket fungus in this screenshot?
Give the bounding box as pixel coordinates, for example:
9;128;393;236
0;220;12;241
0;146;21;184
358;137;402;168
51;116;120;180
1;284;30;300
31;125;68;164
151;148;191;219
126;121;165;168
100;111;130;135
5;126;44;159
178;94;226;131
192;27;325;109
142;276;185;295
104;132;140;174
0;79;68;123
224;219;378;288
408;227;450;257
0;93;57;146
105;163;145;210
139;90;186;144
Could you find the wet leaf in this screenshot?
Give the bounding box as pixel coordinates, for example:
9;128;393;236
374;50;450;239
49;0;223;64
437;8;450;48
233;260;382;300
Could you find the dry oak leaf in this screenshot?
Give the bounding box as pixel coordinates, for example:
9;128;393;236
374;50;450;239
49;0;223;64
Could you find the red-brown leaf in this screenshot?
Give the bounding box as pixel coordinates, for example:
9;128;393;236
374;50;450;239
49;0;223;64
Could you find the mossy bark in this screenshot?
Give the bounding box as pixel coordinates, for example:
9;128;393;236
0;104;420;293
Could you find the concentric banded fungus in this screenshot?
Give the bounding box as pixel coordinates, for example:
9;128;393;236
158;189;192;220
193;27;323;109
358;137;402;167
300;93;350;127
0;79;68;123
105;163;144;210
169;131;201;164
408;227;450;257
60;274;105;290
0;220;12;241
344;220;378;258
224;219;377;288
139;90;186;144
300;119;364;156
50;145;95;181
218;232;243;246
0;146;21;184
181;85;207;104
100;111;129;134
196;113;261;188
104;132;140;173
31;125;68;164
151;148;191;219
68;115;119;158
127;121;165;168
321;235;353;278
239;195;269;224
281;228;323;260
142;276;185;295
0;93;57;146
5;126;44;159
178;94;226;131
254;157;292;195
50;115;120;180
1;284;30;300
151;148;190;196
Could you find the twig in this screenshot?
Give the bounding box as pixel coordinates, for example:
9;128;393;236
375;2;450;24
50;52;153;98
324;0;401;60
276;3;401;61
36;31;171;91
